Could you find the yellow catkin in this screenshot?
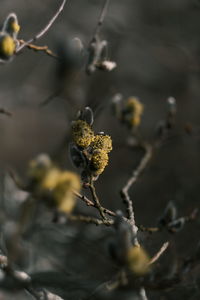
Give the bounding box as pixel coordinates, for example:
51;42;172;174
0;34;16;58
126;245;150;275
91;134;112;153
28;154;53;184
28;154;80;213
90;150;109;175
72;120;95;148
52;171;81;213
10;21;20;34
39;168;61;191
125;97;144;127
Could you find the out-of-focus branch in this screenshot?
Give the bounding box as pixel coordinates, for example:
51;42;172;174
149;242;169;265
0;108;12;117
68;214;113;226
92;0;110;40
16;0;67;53
18;40;58;58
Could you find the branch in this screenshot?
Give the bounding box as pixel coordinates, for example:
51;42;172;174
120;142;152;239
68;214;113;226
18;40;58;59
139;287;148;300
0;108;12;117
149;242;169;265
73;190;116;217
92;0;110;40
88;178;107;220
16;0;67;53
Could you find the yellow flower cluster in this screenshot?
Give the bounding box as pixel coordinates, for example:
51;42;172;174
90;150;109;176
72;120;95;148
28;154;81;214
126;245;150;275
125;97;144;128
91;134;112;153
90;135;112;176
71;118;113;177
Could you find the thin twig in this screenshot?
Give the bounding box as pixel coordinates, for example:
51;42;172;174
0;108;12;117
88;178;107;220
92;0;110;40
121;142;153;240
149;242;169;265
18;40;58;59
73;190;116;217
16;0;67;53
68;214;113;226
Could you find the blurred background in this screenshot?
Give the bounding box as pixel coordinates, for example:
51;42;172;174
0;0;200;299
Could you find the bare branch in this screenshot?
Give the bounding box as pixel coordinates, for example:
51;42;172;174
0;108;12;117
93;0;110;40
121;142;153;240
68;214;113;226
16;0;67;53
73;190;116;217
149;242;169;265
88;178;107;220
18;40;58;59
